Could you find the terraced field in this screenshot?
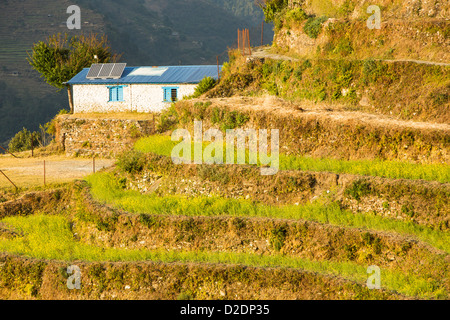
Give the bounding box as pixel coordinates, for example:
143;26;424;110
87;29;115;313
0;97;448;299
0;0;448;301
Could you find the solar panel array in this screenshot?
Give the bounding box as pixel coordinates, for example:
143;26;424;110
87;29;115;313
86;64;103;79
86;63;126;79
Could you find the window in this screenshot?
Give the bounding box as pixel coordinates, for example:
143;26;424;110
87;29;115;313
163;87;179;102
108;86;125;102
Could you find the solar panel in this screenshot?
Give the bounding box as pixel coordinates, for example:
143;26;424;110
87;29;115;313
86;64;103;79
86;63;126;79
110;63;127;79
98;64;115;78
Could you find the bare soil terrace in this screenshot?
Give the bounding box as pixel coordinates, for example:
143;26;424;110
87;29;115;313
0;154;114;189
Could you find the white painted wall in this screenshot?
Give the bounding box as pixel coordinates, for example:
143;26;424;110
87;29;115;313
72;83;197;113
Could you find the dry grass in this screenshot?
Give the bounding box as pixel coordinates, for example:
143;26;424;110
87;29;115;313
195;96;450;132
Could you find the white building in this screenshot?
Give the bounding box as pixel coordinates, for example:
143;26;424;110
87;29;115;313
66;64;221;113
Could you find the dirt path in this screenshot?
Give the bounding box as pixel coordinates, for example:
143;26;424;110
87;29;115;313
250;47;450;66
0;155;115;189
250;47;299;61
204;96;450;133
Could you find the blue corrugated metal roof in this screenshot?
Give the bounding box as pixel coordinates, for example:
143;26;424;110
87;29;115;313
67;65;222;85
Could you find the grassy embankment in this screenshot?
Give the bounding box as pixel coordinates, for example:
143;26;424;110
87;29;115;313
134;135;450;183
0;213;446;299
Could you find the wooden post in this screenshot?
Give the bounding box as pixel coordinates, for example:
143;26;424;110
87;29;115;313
244;29;248;55
0;145;18;158
43;160;46;186
217;55;220;81
261;21;264;46
152;114;155;133
237;29;240;52
0;169;18;192
31;132;34;157
241;29;245;55
247;29;252;55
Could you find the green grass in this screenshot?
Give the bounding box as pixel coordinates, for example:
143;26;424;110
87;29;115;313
134;135;450;183
279;155;450;183
86;172;450;253
0;214;446;299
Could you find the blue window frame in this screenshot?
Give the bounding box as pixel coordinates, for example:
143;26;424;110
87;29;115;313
163;87;179;102
108;85;126;102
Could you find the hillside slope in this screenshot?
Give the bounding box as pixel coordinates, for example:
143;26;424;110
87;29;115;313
0;0;272;148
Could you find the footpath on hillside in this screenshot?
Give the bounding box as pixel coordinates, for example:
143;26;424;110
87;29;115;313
203;95;450;133
249;47;450;66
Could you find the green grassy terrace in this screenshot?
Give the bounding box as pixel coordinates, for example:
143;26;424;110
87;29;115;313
86;172;450;254
0;214;446;299
134;135;450;183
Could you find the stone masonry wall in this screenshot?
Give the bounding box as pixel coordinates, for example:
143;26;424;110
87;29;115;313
56;115;157;158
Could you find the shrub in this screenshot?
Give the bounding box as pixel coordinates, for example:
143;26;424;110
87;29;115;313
286;7;308;22
270;225;288;251
303;16;328;39
198;165;230;184
210;108;250;131
44;109;70;136
260;0;288;23
8;127;41;153
192;76;217;98
117;150;146;173
401;204;415;218
431;92;448;106
221;110;250;131
158;104;179;133
345;180;372;201
344;244;358;260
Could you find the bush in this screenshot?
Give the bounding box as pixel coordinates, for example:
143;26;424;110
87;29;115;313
221;110;250;131
117;150;146;173
285;7;309;27
8;128;41;153
270;225;288;251
158;104;179;133
192;76;217;98
260;0;288;23
345;180;372;201
303;16;328;39
45;109;70;136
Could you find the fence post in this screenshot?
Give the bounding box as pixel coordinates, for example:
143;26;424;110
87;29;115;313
0;169;18;192
237;29;240;53
217;55;220;81
247;29;252;55
152;114;155;133
261;21;264;46
0;145;18;158
31;132;34;157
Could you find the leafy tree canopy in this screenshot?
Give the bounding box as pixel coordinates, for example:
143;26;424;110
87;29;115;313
28;33;121;89
8;128;41;153
257;0;289;22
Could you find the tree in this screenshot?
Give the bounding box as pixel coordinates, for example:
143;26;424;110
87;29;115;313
257;0;289;22
8;128;41;153
28;33;121;113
